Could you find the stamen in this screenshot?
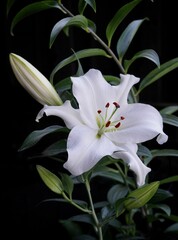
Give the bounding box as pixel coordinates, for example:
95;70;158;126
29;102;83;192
96;101;125;135
115;122;121;128
105;102;110;108
113;102;120;108
105;121;111;127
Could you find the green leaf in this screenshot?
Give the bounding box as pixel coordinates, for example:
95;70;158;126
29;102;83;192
71;49;85;77
10;1;61;35
165;214;178;222
60;220;83;238
162;114;178;127
84;0;96;12
6;0;16;16
151;149;178;158
107;184;128;204
149;188;173;203
101;205;115;220
117;18;148;62
160;175;178;185
36;165;63;194
165;223;178;233
69;214;94;225
42;139;67;156
106;0;142;47
87;19;97;32
60;173;74;199
137;143;153;165
124;181;160;210
93;170;124;183
55;77;72;94
148;203;171;216
136;58;178;95
91;166;135;188
160;105;178;115
50;48;110;83
19;125;68;151
49;17;72;48
78;0;96;14
124;49;160;72
67;14;88;29
78;0;87;15
103;75;120;85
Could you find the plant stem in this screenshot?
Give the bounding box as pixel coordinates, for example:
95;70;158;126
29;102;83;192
85;178;103;240
58;2;125;74
62;192;92;214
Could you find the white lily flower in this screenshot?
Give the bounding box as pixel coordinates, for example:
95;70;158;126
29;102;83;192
9;53;63;106
36;69;168;186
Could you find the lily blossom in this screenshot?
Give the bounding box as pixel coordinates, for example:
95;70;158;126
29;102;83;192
9;53;63;106
36;69;168;186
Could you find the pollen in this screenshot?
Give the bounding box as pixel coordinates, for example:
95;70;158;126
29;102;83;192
115;122;121;128
105;121;111;127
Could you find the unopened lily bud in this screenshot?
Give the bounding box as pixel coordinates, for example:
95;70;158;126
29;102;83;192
9;53;63;106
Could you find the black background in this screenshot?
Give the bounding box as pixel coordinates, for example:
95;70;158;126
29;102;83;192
2;0;178;238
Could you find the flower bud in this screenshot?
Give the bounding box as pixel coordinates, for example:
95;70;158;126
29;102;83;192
9;53;63;106
36;165;63;194
124;181;160;210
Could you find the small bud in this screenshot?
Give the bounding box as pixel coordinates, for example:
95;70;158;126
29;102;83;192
9;53;63;106
36;165;63;194
124;181;160;210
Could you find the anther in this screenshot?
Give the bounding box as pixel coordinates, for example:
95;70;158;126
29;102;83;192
105;121;111;127
115;122;121;128
97;110;102;114
120;116;125;120
113;102;120;108
105;102;110;108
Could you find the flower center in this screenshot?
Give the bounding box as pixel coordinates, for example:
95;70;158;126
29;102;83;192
96;102;125;137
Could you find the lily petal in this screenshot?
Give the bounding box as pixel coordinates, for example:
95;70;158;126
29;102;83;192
36;100;84;129
71;69;110;128
112;143;151;186
106;103;168;144
63;125;118;175
71;70;140;128
117;74;140;106
71;69;120;128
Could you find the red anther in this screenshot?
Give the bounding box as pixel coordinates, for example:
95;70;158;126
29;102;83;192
115;122;121;128
105;121;111;127
105;102;110;108
113;102;120;108
120;116;125;120
97;110;102;114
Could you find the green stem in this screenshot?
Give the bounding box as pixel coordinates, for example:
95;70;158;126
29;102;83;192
61;192;92;214
85;178;103;240
58;2;125;74
115;162;130;191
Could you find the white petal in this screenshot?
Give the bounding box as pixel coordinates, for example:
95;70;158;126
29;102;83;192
106;103;168;144
117;74;140;106
71;69;120;128
112;143;151;186
36;100;83;129
63;125;118;176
